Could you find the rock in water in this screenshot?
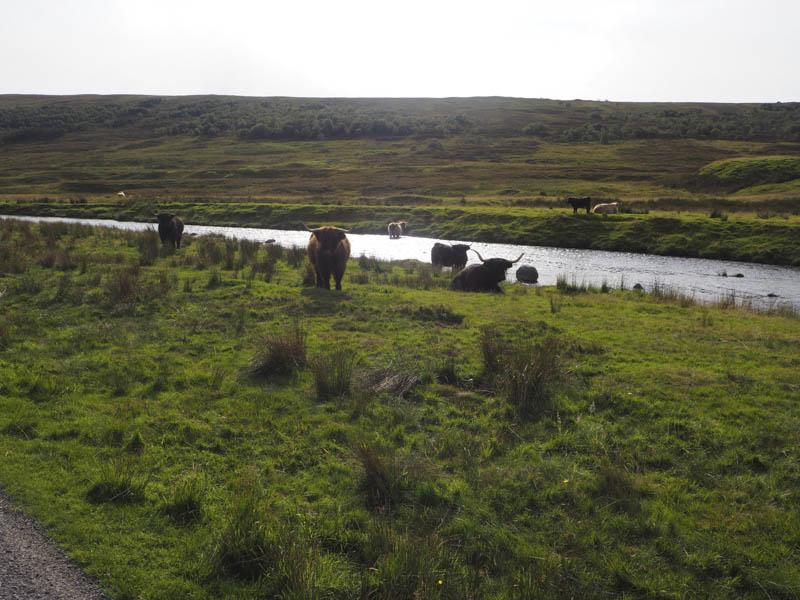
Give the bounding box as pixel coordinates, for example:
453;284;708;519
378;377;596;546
516;265;539;283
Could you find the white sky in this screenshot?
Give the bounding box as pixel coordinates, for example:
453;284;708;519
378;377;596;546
1;0;797;102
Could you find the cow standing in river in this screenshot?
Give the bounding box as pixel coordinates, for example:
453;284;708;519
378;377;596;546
431;243;471;271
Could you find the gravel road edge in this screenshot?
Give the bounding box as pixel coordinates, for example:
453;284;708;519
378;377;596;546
0;487;108;600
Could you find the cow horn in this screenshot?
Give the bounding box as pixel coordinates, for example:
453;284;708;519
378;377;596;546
511;253;524;263
470;248;486;262
303;223;350;233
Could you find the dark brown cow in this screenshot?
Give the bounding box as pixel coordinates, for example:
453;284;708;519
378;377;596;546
304;224;351;290
388;222;402;239
431;242;471;270
154;212;184;248
450;249;523;293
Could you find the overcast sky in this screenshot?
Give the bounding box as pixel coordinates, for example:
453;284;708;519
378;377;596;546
1;0;797;102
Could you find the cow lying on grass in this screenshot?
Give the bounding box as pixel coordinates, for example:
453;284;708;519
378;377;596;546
451;249;523;292
592;202;620;214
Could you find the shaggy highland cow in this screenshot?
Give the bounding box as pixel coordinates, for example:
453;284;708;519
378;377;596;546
304;224;351;291
450;249;523;293
431;242;471;270
592;202;620;214
388;222;402;239
154;212;184;249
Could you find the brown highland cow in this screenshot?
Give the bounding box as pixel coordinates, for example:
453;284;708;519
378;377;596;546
304;224;351;290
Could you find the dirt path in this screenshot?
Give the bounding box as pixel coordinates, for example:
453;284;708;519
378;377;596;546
0;488;107;599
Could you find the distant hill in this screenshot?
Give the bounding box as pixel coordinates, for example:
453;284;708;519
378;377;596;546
2;95;799;145
694;156;800;191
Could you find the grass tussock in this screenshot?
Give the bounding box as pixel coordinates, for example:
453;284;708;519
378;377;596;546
204;474;314;594
356;444;411;514
434;347;460;385
1;411;38;439
285;245;306;268
368;529;469;599
105;265;142;305
499;336;568;421
312;347;360;401
158;473;206;524
86;459;148;504
556;273;591;294
136;229;162;265
244;321;308;380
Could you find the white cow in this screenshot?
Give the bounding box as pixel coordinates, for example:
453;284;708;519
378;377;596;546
592;202;620;214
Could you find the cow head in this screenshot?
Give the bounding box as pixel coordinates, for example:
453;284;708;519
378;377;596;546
471;249;524;278
304;223;350;248
154;212;175;225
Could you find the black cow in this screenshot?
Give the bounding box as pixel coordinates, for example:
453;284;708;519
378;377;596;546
566;196;592;213
154;212;184;248
450;249;523;293
431;242;471;270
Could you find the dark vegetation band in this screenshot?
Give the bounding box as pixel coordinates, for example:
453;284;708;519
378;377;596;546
2;96;799;144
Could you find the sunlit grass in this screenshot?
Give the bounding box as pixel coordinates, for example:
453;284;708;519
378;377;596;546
0;221;798;599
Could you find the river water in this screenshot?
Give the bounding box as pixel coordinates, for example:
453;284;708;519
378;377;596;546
3;215;799;309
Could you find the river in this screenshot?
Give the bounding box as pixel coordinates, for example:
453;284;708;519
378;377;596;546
3;215;799;309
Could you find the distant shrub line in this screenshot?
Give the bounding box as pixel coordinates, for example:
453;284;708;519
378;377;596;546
2;96;799;144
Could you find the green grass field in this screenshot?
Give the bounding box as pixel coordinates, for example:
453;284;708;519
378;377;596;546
1;219;799;599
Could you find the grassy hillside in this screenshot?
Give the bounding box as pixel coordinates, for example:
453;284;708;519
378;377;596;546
2;95;800;205
695;156;800;192
1;220;799;599
1;95;800;264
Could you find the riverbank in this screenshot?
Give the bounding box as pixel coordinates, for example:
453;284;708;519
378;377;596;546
2;199;800;266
